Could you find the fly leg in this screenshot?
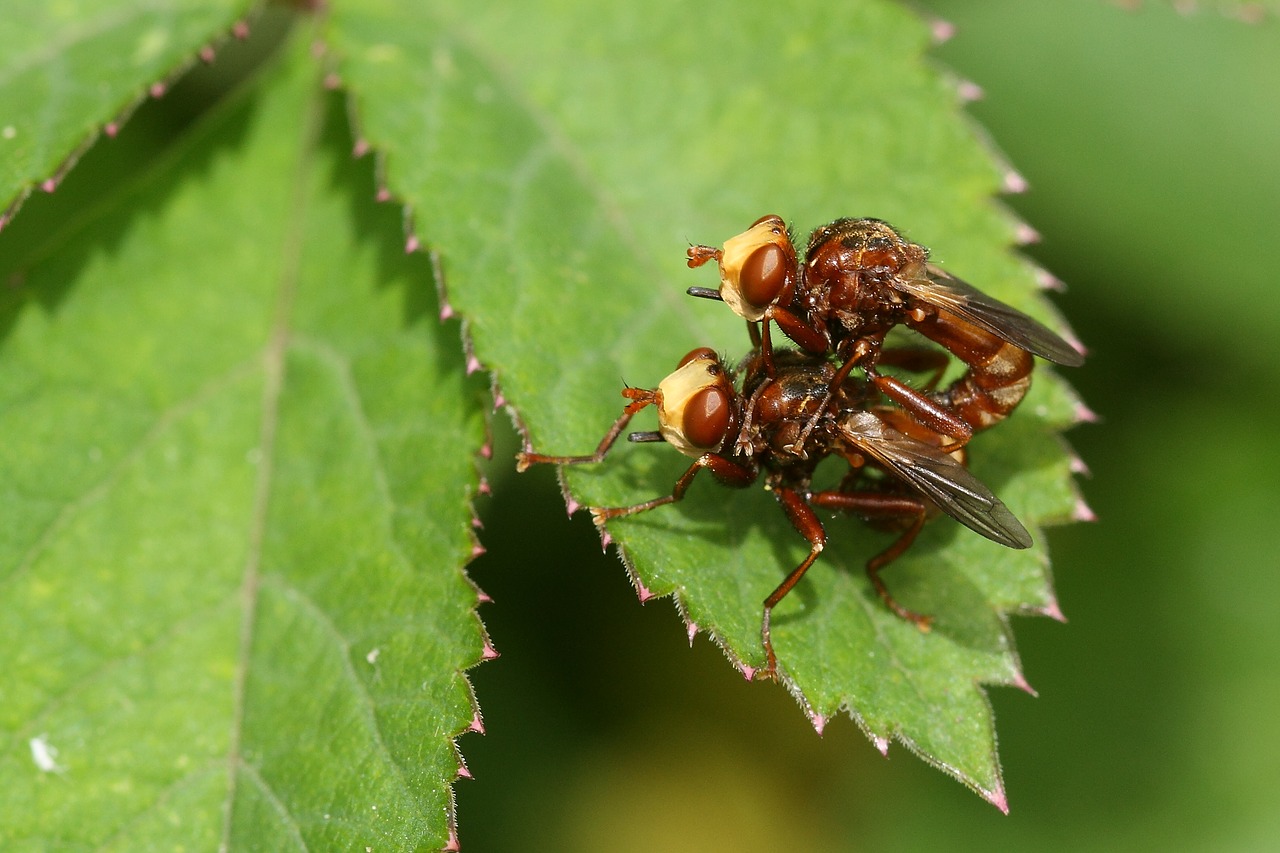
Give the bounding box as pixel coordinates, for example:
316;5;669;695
759;487;828;678
809;490;933;630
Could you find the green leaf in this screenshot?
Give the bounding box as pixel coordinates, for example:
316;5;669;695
326;0;1082;802
0;0;258;223
0;19;485;850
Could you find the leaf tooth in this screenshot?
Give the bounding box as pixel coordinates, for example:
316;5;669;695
1068;453;1091;476
104;122;120;138
467;712;486;735
1073;399;1100;423
1034;267;1064;291
737;661;758;682
872;735;891;756
930;18;956;44
352;138;371;158
1014;222;1041;245
481;640;500;661
199;45;216;64
478;476;492;496
40;178;57;193
563;495;580;516
1003;169;1030;194
232;19;250;40
470;542;487;559
809;713;828;737
685;620;698;646
149;82;167;99
957;80;984;103
634;578;654;603
1009;669;1038;697
405;234;421;253
324;71;342;90
492;390;507;411
1036;596;1067;623
455;761;473;781
1072;498;1098;523
465;353;482;375
443;825;461;852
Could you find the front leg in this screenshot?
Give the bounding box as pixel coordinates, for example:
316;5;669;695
591;452;757;522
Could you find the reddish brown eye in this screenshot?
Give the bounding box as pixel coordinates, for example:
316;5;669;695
751;213;785;229
740;243;787;309
677;346;717;368
682;387;732;450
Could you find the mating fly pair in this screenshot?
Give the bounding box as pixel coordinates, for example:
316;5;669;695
519;215;1082;676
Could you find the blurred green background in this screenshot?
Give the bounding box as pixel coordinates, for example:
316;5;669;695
459;2;1280;850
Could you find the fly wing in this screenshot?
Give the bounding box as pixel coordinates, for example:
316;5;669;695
892;263;1084;367
839;411;1033;549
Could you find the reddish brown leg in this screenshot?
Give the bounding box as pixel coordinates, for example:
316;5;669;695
592;452;756;523
864;366;973;451
758;487;828;678
810;490;933;630
770;305;829;356
517;390;655;472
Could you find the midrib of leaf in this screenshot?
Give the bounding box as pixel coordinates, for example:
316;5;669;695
219;49;322;846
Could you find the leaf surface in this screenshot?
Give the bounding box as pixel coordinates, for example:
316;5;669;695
0;22;485;849
0;0;258;222
325;0;1083;800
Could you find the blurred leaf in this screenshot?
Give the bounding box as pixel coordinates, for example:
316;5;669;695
326;0;1082;800
0;21;485;850
0;0;258;223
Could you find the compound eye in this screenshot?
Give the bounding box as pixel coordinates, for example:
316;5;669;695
681;386;732;451
677;346;717;369
739;243;787;309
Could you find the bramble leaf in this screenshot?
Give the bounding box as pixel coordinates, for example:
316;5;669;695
0;20;486;850
0;0;257;224
325;0;1083;802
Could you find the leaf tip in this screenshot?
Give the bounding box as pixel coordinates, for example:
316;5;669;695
982;781;1011;815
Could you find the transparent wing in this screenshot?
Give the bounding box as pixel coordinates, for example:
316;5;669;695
891;263;1084;366
838;411;1033;549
